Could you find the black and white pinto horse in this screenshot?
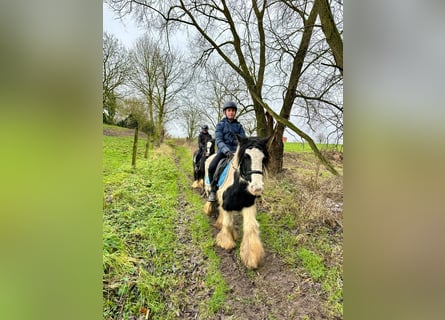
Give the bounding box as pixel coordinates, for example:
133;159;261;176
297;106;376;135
204;135;269;269
192;139;215;189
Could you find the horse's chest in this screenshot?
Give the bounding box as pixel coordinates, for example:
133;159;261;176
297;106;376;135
222;182;256;211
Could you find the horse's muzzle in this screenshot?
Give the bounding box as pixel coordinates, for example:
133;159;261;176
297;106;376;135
248;182;264;196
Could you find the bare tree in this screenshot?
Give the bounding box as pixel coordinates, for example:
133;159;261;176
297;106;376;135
177;104;203;141
103;32;131;124
316;0;343;75
106;0;342;175
195;60;252;128
288;0;343;145
129;34;189;146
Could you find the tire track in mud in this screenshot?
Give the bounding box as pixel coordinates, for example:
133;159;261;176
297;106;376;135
174;192;213;318
174;153;330;320
173;154;213;318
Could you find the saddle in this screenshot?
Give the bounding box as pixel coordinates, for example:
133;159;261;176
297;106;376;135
205;157;231;187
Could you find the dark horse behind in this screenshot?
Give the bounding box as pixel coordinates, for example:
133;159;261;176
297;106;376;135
192;139;215;189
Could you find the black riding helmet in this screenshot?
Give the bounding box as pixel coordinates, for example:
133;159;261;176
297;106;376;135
222;101;237;112
201;125;209;130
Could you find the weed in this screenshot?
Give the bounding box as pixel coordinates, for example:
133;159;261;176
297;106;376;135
257;144;343;318
297;248;325;280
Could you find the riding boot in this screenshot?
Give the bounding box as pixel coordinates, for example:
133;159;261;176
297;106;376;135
208;179;217;202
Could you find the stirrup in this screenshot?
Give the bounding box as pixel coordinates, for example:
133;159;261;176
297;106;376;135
208;191;217;202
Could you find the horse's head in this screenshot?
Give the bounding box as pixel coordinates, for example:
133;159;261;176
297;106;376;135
206;139;215;157
235;135;270;196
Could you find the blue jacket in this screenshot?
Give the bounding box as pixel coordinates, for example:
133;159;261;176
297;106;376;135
215;117;246;155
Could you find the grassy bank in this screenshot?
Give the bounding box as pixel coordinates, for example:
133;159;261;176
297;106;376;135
103;134;227;319
258;150;343;317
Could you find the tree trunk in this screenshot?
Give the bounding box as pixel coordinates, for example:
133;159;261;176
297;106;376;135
132;126;139;168
253;100;269;137
267;3;318;175
316;0;343;75
144;136;150;159
268;133;284;174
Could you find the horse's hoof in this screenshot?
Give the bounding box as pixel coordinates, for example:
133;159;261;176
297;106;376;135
192;181;199;188
240;241;264;269
216;231;236;250
203;201;212;216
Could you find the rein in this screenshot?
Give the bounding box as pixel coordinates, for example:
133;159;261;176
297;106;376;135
245;170;263;175
240;169;263;181
233;156;264;180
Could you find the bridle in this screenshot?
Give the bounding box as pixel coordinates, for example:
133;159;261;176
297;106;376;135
239;168;263;181
236;150;265;181
244;169;263;176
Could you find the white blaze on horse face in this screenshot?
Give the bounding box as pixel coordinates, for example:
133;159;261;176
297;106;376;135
206;141;212;156
245;148;265;196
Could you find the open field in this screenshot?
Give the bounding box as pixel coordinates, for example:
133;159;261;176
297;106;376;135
284;142;343;153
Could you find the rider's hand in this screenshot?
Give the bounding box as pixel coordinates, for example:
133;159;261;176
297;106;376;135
225;151;234;158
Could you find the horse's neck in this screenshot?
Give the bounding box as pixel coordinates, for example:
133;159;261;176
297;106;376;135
230;152;240;173
227;159;237;181
232;147;265;177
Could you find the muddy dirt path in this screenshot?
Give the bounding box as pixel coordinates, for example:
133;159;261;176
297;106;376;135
174;191;214;318
207;219;329;320
174;156;330;320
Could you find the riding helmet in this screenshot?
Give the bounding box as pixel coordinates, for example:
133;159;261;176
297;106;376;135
222;101;237;112
201;125;209;130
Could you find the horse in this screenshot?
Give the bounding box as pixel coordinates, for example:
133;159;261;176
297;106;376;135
192;139;215;189
203;135;270;269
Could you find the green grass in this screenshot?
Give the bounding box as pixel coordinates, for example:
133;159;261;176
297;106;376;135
297;248;325;280
258;209;343;317
103;132;228;319
103;135;181;319
257;150;343;318
284;142;343;153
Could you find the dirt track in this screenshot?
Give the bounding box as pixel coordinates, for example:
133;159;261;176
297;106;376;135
175;155;332;320
209;237;330;320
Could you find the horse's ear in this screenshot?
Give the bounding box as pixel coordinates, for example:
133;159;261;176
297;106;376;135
236;134;248;144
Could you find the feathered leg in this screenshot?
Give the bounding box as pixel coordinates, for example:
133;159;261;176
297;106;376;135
240;205;264;269
215;208;236;250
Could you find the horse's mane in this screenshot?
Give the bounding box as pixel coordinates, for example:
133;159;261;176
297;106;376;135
236;136;269;166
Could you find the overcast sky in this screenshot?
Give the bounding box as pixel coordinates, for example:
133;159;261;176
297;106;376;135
102;3;341;143
103;3;143;49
